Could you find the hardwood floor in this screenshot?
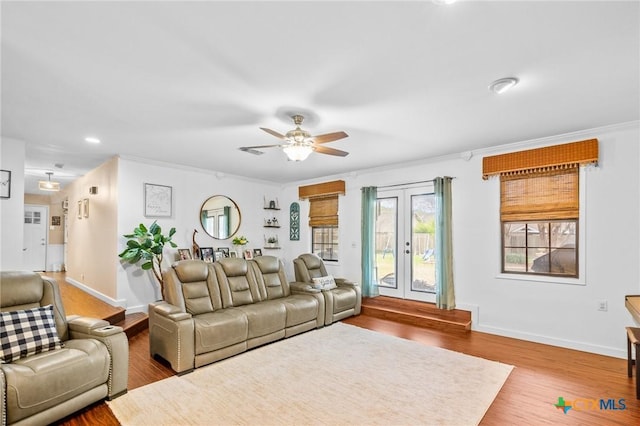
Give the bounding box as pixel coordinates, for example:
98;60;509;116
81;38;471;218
48;274;639;425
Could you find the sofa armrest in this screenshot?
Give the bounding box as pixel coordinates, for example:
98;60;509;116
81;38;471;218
67;316;128;399
290;281;321;294
150;301;192;321
149;301;195;374
67;316;124;336
335;278;359;288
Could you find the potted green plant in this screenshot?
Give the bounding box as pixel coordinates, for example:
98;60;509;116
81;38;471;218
119;221;177;300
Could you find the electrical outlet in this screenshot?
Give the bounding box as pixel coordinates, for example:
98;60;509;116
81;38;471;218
598;300;608;312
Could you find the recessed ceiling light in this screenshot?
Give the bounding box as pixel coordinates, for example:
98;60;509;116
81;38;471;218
84;137;101;144
432;0;457;5
488;77;519;94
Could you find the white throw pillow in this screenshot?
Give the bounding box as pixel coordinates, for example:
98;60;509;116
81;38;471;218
312;275;337;290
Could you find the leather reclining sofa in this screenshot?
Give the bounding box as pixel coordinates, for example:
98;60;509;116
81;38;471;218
149;256;347;374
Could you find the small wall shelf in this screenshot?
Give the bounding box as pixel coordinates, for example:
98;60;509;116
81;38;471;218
263;246;281;250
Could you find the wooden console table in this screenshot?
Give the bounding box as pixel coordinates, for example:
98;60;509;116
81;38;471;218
625;295;640;323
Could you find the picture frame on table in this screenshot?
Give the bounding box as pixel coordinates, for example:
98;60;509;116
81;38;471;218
253;248;262;257
243;249;254;260
214;250;225;261
0;170;11;199
178;248;192;260
200;247;214;263
229;251;237;258
217;247;230;258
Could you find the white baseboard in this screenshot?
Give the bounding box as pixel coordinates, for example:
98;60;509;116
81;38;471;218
65;277;127;309
474;323;625;360
125;304;149;315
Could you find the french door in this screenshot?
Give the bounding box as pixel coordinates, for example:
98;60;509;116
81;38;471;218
374;186;436;302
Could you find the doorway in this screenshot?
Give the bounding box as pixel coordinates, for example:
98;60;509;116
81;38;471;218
374;186;436;302
23;204;48;271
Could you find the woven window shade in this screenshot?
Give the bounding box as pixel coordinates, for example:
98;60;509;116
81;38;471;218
299;180;345;227
482;139;598;180
308;195;338;226
501;167;579;221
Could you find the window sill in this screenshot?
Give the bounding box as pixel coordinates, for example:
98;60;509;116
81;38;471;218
495;272;585;286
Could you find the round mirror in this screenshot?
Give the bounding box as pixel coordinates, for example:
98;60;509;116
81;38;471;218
199;195;241;240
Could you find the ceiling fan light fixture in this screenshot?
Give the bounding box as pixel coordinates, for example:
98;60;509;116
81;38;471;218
39;172;60;191
489;77;519;94
283;144;313;162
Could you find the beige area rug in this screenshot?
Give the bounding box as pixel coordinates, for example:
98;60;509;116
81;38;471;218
108;323;513;425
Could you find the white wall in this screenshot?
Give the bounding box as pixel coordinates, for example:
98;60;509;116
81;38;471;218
280;122;639;358
116;158;283;312
0;137;26;270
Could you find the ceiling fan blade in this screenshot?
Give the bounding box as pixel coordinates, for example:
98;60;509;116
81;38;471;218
239;144;285;150
260;127;286;139
312;131;349;144
313;145;349;157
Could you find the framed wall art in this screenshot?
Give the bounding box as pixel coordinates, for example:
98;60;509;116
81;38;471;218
83;198;90;218
0;170;11;199
144;183;172;217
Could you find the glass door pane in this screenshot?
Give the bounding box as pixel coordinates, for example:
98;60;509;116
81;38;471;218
375;197;398;290
410;193;436;294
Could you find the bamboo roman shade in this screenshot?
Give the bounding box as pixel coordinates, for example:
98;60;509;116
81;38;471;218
484;139;598;222
482;139;598;180
299;180;345;227
501;167;579;221
308;195;339;226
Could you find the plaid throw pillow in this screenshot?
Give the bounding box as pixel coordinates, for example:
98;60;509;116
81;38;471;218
0;304;63;363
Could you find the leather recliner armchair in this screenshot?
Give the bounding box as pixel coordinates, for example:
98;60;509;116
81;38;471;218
293;253;362;325
0;271;128;425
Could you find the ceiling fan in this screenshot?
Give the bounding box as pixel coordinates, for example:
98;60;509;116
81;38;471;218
239;114;349;161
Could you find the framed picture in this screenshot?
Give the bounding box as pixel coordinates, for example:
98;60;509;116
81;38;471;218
0;170;11;199
77;200;83;219
243;249;254;260
217;247;230;258
230;251;237;258
82;198;89;218
253;248;262;257
214;250;225;261
200;247;214;263
144;183;172;217
178;248;192;260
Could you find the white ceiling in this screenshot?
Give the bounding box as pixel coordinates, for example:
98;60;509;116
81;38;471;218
2;1;639;194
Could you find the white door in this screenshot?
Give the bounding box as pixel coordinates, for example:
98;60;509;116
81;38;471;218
23;205;48;271
374;186;436;302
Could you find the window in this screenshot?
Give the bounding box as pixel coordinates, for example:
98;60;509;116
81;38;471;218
503;220;577;277
483;139;598;279
312;226;339;262
299;180;346;263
